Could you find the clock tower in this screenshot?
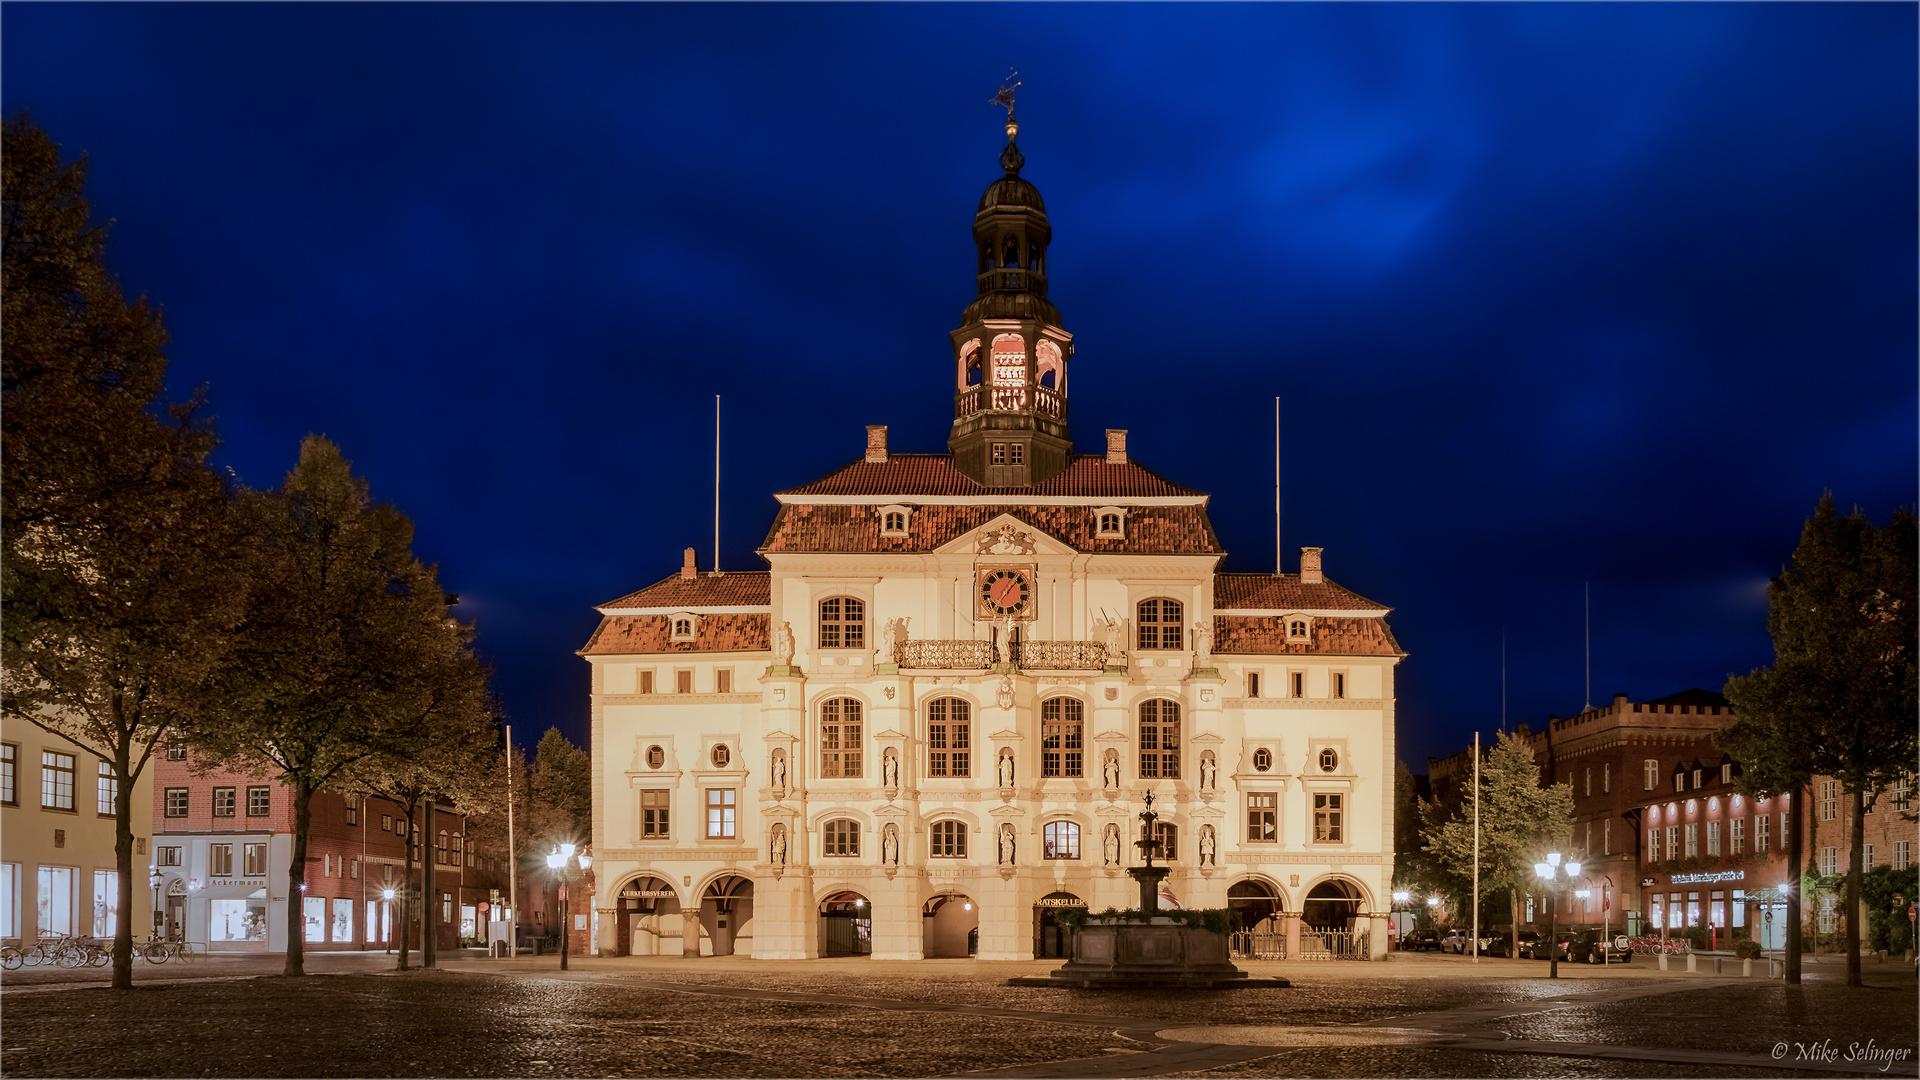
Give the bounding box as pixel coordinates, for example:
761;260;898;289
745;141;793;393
947;108;1074;487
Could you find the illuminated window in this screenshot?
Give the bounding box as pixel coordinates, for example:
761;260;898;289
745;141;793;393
41;752;74;811
1137;699;1180;779
705;789;735;839
927;698;971;778
1665;826;1678;861
0;743;13;805
1647;828;1660;861
1247;793;1277;842
164;788;188;818
1755;813;1769;852
1136;599;1183;651
96;762;116;816
1040;698;1082;778
212;787;236;818
1731;817;1744;854
1819;780;1836;820
1707;820;1720;856
823;819;859;857
1684;823;1698;857
820;698;863;778
930;820;966;858
819;597;865;650
1043;821;1080;860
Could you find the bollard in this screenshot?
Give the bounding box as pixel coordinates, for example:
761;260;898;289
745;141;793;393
1742;958;1752;977
1657;952;1668;971
1769;956;1784;979
1686;952;1697;972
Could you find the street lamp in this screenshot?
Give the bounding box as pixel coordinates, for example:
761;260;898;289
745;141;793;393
1532;851;1581;979
1391;890;1411;950
148;866;164;938
381;888;397;953
545;843;592;971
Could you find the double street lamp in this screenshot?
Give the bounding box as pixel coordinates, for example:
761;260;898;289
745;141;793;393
1533;851;1581;979
545;843;591;971
148;866;164;937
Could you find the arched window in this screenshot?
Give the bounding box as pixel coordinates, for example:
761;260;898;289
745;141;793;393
1138;699;1181;778
927;698;971;778
823;819;859;857
1028;243;1041;274
451;834;463;865
1040;697;1083;777
819;597;865;649
930;820;967;858
820;698;863;778
1003;237;1019;269
980;242;994;274
1043;821;1080;860
436;831;449;865
1137;599;1183;650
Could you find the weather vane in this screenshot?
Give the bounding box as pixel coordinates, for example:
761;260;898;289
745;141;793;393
992;69;1021;138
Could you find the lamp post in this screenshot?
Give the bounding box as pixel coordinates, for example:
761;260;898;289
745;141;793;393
1391;890;1411;950
545;843;592;971
1533;851;1581;979
148;867;164;938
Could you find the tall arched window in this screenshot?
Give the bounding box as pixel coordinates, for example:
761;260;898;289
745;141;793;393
819;597;865;649
927;698;971;777
1043;821;1080;860
1137;599;1183;650
436;831;449;865
1040;697;1083;777
1138;699;1181;778
930;820;967;858
820;698;863;778
823;819;859;857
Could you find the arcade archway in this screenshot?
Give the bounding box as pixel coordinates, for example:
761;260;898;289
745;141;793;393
1033;891;1085;959
819;890;871;957
922;894;977;959
1227;878;1283;933
1302;878;1366;930
615;875;683;956
700;875;754;957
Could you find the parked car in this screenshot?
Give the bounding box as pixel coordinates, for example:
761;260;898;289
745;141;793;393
1520;931;1581;960
1439;929;1469;954
1493;930;1538;958
1567;930;1633;964
1402;930;1442;952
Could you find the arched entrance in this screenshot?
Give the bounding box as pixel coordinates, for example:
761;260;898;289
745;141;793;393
614;875;682;956
700;875;753;957
1301;878;1369;960
922;894;977;959
819;891;871;957
1227;878;1284;960
1033;891;1084;959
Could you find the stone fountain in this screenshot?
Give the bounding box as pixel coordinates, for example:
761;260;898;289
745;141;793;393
1008;793;1288;989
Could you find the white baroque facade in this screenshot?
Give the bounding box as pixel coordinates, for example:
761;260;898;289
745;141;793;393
583;125;1403;962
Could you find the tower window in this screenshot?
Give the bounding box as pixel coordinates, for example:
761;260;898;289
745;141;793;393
1009;443;1024;465
992;443;1007;465
819;597;865;649
1137;599;1183;650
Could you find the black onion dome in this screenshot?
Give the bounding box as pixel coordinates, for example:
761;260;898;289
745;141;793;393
978;174;1046;213
959;290;1060;326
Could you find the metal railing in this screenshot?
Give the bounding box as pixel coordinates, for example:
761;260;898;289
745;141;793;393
1012;640;1107;670
1297;926;1370;961
977;267;1045;293
896;640;995;669
1229;931;1287;960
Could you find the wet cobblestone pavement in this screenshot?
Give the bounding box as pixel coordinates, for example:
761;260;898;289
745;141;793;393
2;952;1913;1078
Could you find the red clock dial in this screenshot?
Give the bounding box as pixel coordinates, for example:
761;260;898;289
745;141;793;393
979;569;1033;617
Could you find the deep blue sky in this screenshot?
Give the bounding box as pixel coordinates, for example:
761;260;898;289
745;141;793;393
5;4;1913;769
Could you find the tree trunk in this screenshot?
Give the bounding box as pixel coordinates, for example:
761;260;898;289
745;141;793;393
285;776;313;976
111;736;135;990
1845;785;1864;987
1786;787;1802;983
397;805;415;971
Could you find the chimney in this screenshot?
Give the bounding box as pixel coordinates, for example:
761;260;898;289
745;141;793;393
1105;429;1128;465
865;425;888;464
1299;546;1323;584
681;547;697;581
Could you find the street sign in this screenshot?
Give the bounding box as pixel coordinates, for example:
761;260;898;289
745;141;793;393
478;902;490;913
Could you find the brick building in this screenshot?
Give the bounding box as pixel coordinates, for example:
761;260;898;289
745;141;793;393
1808;770;1918;936
152;743;511;953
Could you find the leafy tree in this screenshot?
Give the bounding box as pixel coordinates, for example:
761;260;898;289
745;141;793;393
1421;731;1574;937
532;726;592;845
1720;494;1917;987
194;435;458;976
333;622;493;970
1;115;245;989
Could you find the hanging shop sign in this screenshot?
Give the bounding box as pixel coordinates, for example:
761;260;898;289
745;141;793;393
1035;896;1087;908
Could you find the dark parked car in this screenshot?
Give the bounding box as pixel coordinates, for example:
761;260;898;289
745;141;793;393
1520;931;1580;960
1401;930;1442;952
1494;930;1538;958
1567;929;1633;964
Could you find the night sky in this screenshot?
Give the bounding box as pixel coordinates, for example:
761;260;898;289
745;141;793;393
5;4;1913;770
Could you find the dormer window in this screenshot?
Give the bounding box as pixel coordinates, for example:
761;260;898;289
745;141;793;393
878;504;912;537
1285;617;1311;643
1094;506;1125;540
669;613;700;642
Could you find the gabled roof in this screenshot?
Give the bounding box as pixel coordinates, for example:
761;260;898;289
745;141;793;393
1212;572;1388;612
597;571;771;612
777;453;1204;500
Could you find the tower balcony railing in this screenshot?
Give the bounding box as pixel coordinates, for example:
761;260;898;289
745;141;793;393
896;639;995;669
976;267;1047;294
953;384;1067;421
1012;640;1108;670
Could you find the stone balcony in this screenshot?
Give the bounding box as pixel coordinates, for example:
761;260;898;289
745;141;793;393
893;639;1108;670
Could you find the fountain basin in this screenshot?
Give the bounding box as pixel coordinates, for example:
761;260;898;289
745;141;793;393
1007;917;1289;990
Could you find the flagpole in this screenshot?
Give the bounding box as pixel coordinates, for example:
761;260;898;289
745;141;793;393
1472;729;1481;963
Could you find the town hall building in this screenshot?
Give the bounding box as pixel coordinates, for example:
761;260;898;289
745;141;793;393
582;117;1405;961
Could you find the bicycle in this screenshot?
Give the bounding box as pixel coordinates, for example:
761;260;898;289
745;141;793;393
1;944;21;971
138;934;171;964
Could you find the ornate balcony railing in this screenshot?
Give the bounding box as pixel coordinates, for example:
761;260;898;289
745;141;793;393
897;639;995;669
1012;640;1108;670
955;386;983;419
976;267;1047;294
1033;385;1064;419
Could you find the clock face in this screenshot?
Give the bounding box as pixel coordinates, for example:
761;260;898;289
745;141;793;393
978;568;1035;619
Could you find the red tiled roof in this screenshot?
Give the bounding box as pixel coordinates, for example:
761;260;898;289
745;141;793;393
597;572;771;611
1214;615;1403;657
762;504;1221;555
778;454;1205;499
580;613;770;656
1212;573;1386;612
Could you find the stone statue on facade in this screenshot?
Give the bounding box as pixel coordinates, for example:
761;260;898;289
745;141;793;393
1102;750;1120;790
882;823;900;865
772;621;795;665
1200;751;1217;791
1095;615;1128;659
1103;822;1121;866
770;824;787;865
882;750;899;788
1199;824;1216;866
880;616;909;662
1191;620;1212;665
997;750;1015;788
771;751;787;790
999;823;1016;865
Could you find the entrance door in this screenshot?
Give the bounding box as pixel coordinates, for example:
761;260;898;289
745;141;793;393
1033;893;1084;958
819;892;871;957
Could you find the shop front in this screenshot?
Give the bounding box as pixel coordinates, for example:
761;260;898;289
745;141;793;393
614;876;683;956
1033;892;1085;959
